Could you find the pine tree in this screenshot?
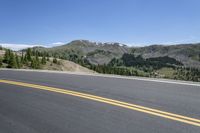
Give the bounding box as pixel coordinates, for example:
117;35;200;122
46;53;50;61
21;51;24;64
31;56;40;69
35;56;40;68
41;55;46;65
26;48;32;61
199;54;200;61
15;54;21;68
23;54;28;65
3;49;11;63
32;50;36;56
0;57;3;67
8;52;17;68
35;51;39;60
31;58;36;69
53;57;57;64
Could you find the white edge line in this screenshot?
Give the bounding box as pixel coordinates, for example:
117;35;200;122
0;68;200;87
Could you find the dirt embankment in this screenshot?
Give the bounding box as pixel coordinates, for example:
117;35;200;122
42;58;95;73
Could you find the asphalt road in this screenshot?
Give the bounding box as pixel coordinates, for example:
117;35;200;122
0;69;200;133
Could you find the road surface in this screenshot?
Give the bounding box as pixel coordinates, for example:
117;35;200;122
0;69;200;133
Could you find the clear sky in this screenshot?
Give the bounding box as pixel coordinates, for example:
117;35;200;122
0;0;200;49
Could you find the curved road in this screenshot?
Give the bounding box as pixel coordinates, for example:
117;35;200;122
0;69;200;133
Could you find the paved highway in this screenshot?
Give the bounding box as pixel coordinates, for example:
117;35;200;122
0;69;200;133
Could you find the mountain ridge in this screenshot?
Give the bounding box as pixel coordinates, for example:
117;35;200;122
29;40;200;68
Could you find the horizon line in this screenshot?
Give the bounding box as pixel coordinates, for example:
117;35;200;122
0;39;200;51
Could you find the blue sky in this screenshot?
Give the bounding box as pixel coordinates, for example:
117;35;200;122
0;0;200;49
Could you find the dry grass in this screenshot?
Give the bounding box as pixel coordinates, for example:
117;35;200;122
157;67;175;78
42;58;95;73
0;50;5;57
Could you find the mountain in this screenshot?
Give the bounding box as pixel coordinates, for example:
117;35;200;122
132;43;200;68
30;40;200;68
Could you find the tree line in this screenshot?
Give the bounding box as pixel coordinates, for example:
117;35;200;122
55;52;199;82
109;53;183;69
80;53;200;82
0;48;59;69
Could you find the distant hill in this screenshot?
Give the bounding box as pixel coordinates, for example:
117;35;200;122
132;43;200;68
30;40;200;68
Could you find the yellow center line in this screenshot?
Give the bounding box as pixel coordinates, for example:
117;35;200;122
0;79;200;127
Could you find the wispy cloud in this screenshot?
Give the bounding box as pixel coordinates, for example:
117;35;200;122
45;42;65;47
0;43;46;51
0;41;66;51
51;42;65;46
126;36;200;47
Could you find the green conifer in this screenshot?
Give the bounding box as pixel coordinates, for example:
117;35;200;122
8;52;17;68
26;48;32;61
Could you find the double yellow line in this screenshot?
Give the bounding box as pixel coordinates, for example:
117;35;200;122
0;79;200;127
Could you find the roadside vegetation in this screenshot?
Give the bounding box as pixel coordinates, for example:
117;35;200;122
86;54;200;82
0;46;199;82
0;48;60;69
41;48;199;82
